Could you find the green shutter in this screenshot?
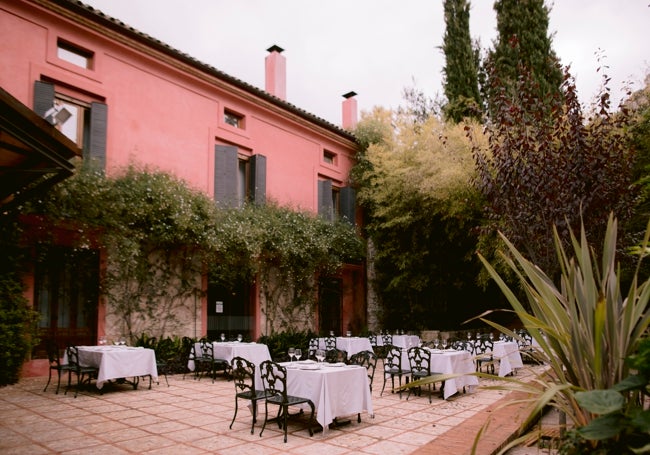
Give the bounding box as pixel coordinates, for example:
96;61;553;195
249;154;266;205
87;102;107;170
340;186;356;225
33;81;54;117
214;145;238;207
318;180;333;221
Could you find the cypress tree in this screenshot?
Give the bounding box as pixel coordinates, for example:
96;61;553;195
442;0;482;123
485;0;563;114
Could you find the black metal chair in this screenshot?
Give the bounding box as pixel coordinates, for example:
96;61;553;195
407;346;443;403
380;346;410;398
65;346;99;398
349;350;377;392
307;338;319;360
259;360;316;443
195;339;229;382
475;337;495;374
325;348;348;364
43;339;73;394
324;336;337;351
229;356;267;434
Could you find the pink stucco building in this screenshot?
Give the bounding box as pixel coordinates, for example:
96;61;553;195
0;0;365;368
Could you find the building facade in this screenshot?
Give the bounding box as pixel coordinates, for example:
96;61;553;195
0;0;365;369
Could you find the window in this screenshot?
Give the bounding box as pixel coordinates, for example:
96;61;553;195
57;39;94;69
319;180;356;225
237;158;249;207
323;150;337;165
214;146;266;207
34;81;108;169
54;94;89;147
224;109;244;129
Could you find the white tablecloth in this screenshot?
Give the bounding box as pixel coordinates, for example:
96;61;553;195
400;348;478;399
377;335;420;349
317;337;373;358
281;361;373;429
493;341;523;377
64;346;158;390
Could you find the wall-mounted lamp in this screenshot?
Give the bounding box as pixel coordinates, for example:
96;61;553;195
44;105;72;127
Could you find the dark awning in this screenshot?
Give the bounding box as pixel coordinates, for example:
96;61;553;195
0;86;81;213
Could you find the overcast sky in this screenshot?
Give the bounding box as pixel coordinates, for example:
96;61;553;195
82;0;649;126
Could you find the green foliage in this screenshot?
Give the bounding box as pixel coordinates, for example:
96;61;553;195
353;110;502;329
476;214;650;454
257;330;318;362
471;65;636;279
558;338;650;454
442;0;482;122
24;162;363;340
0;217;40;386
484;0;563;116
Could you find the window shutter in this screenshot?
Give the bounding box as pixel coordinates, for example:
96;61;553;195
318;179;333;221
33;81;54;117
87;102;108;170
249;154;266;205
340;186;356;225
214;145;238;207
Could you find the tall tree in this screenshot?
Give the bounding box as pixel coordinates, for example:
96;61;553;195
441;0;482;123
485;0;563;115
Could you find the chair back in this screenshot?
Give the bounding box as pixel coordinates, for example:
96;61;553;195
325;348;347;364
384;346;402;371
259;360;288;401
349;350;377;389
324;336;337;350
381;334;393;346
231;356;256;393
475;338;493;355
407;346;431;375
308;338;319;359
368;334;378;347
45;339;62;366
66;346;81;370
200;339;214;358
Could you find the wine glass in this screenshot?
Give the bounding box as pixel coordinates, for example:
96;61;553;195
98;336;106;346
295;348;302;361
237;333;243;342
441;339;448;350
434;338;440;350
220;333;226;342
489;332;494;341
315;349;325;363
119;337;126;346
329;330;334;337
346;330;352;337
288;347;295;362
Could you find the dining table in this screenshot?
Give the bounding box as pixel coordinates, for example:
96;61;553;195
318;337;374;358
63;345;158;390
399;348;478;400
492;341;524;377
189;341;271;384
377;334;421;349
281;360;373;430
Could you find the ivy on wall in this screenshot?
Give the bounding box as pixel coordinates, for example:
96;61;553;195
21;161;364;340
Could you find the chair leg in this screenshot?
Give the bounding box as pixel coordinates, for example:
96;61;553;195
55;370;62;394
230;397;239;430
43;369;53;392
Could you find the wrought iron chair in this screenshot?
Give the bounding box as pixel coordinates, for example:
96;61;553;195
324;336;337;351
380;345;410;398
195;339;229;382
325;348;348;364
43;339;73;394
307;338;320;360
475;337;495;374
259;360;316;443
229;356;267;434
407;346;443;403
65;346;99;398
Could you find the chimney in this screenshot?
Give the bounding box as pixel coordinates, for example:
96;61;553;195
265;45;286;100
342;91;358;130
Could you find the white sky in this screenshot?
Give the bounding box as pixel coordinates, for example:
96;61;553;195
82;0;649;126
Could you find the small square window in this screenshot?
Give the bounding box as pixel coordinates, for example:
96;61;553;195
323;150;337;165
57;39;93;69
224;109;245;129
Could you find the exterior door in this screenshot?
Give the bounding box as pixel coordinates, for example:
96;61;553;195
207;280;252;341
34;246;99;355
319;277;342;336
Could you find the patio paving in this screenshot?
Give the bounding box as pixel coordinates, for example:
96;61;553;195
0;364;547;455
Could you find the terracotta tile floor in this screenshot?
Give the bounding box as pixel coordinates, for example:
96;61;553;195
0;364;546;455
